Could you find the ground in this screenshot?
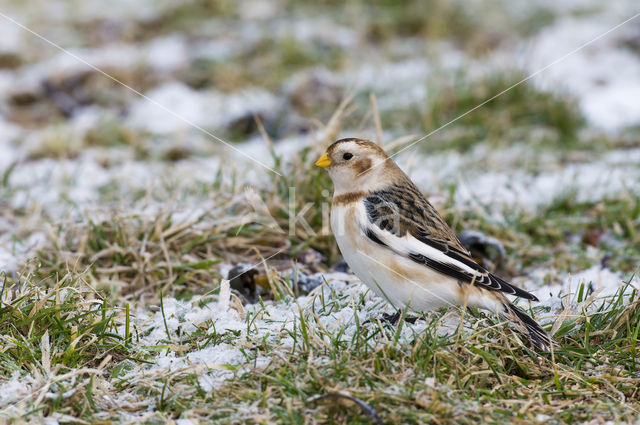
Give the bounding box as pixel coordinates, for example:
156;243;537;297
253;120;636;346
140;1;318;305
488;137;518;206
1;0;640;424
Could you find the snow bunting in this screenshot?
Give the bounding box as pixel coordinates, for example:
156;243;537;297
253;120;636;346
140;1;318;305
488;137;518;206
315;138;553;350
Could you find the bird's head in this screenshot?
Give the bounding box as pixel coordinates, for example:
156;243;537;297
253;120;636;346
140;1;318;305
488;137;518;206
314;138;401;194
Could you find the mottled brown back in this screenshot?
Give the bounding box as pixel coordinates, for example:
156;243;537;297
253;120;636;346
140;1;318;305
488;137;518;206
364;181;466;251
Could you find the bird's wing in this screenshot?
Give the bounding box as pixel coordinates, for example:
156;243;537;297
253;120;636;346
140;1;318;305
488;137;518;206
362;184;538;301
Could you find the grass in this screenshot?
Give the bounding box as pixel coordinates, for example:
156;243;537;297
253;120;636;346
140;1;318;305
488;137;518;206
215;289;640;424
3;119;640;423
440;188;640;275
0;270;131;417
30;188;291;302
3;91;640;423
3;94;640;424
25;121;341;303
2;267;638;423
377;70;586;153
185;37;347;94
282;0;557;53
2;0;640;423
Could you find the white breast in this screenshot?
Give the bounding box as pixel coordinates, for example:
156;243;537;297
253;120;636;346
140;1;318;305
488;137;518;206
330;201;462;312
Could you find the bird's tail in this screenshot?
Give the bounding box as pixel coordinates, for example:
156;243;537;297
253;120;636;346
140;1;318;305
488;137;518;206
498;301;556;351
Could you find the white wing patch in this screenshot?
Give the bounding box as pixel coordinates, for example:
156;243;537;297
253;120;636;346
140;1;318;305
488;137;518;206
363;216;483;279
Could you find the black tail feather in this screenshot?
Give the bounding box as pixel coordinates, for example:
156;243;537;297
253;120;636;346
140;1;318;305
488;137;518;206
503;302;555;351
491;274;539;302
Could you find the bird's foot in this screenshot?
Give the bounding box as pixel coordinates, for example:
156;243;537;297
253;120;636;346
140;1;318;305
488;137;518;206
382;312;421;325
364;312;417;326
362;312;421;327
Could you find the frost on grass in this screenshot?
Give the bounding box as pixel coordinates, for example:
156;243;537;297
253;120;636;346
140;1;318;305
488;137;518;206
1;0;640;422
527;265;640;312
403;144;640;214
2;265;638;422
131;272;415;393
0;272;442;421
109;266;638;403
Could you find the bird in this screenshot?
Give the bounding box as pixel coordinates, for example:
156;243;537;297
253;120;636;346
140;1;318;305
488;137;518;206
315;137;553;350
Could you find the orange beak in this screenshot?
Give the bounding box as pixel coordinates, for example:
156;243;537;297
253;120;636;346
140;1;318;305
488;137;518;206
314;153;331;168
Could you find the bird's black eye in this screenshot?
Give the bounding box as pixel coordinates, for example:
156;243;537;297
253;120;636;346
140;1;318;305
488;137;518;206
343;152;353;160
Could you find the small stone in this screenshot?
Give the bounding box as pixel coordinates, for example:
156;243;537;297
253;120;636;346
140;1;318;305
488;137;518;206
295;273;325;294
296;248;326;266
331;260;350;273
226;263;258;303
458;229;506;269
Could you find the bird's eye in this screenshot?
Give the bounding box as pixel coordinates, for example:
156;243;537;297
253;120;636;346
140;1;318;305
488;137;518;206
343;152;353;160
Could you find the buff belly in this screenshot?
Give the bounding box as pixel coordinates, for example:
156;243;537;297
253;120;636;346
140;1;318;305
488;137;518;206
331;203;469;312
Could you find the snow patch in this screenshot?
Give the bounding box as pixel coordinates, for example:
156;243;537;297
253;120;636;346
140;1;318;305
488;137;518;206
405;147;640;213
0;372;32;406
529;17;640;131
127;82;279;134
531;266;638;310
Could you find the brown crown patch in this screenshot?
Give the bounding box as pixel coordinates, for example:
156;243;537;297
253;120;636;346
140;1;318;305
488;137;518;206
327;138;387;157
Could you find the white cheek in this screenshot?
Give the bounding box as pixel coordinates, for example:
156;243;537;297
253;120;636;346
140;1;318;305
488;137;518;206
328;155;389;194
328;167;356;193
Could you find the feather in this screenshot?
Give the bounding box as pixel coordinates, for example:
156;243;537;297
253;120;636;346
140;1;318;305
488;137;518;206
363;185;538;301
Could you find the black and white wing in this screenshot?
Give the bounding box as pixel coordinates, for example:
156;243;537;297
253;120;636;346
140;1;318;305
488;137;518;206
362;183;538;301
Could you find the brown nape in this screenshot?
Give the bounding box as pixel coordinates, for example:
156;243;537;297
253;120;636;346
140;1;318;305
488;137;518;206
378;155;411;183
332;191;366;205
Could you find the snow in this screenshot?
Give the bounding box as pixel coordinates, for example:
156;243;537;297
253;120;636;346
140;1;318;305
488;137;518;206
402;145;640;214
0;34;190;102
271;17;360;49
528;16;640;131
40;0;176;22
176;420;198;425
127;82;279;135
0;120;23;165
0;372;31;405
0;232;47;273
453;159;638;210
127;272;426;391
0;248;18;274
1;0;640;419
342;58;434;98
536;414;551;422
0;22;24;56
144;35;189;73
83;264;636;398
1;43;137;100
528;265;639;311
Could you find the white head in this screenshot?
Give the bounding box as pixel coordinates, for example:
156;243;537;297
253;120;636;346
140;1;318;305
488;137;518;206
315;138;405;195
